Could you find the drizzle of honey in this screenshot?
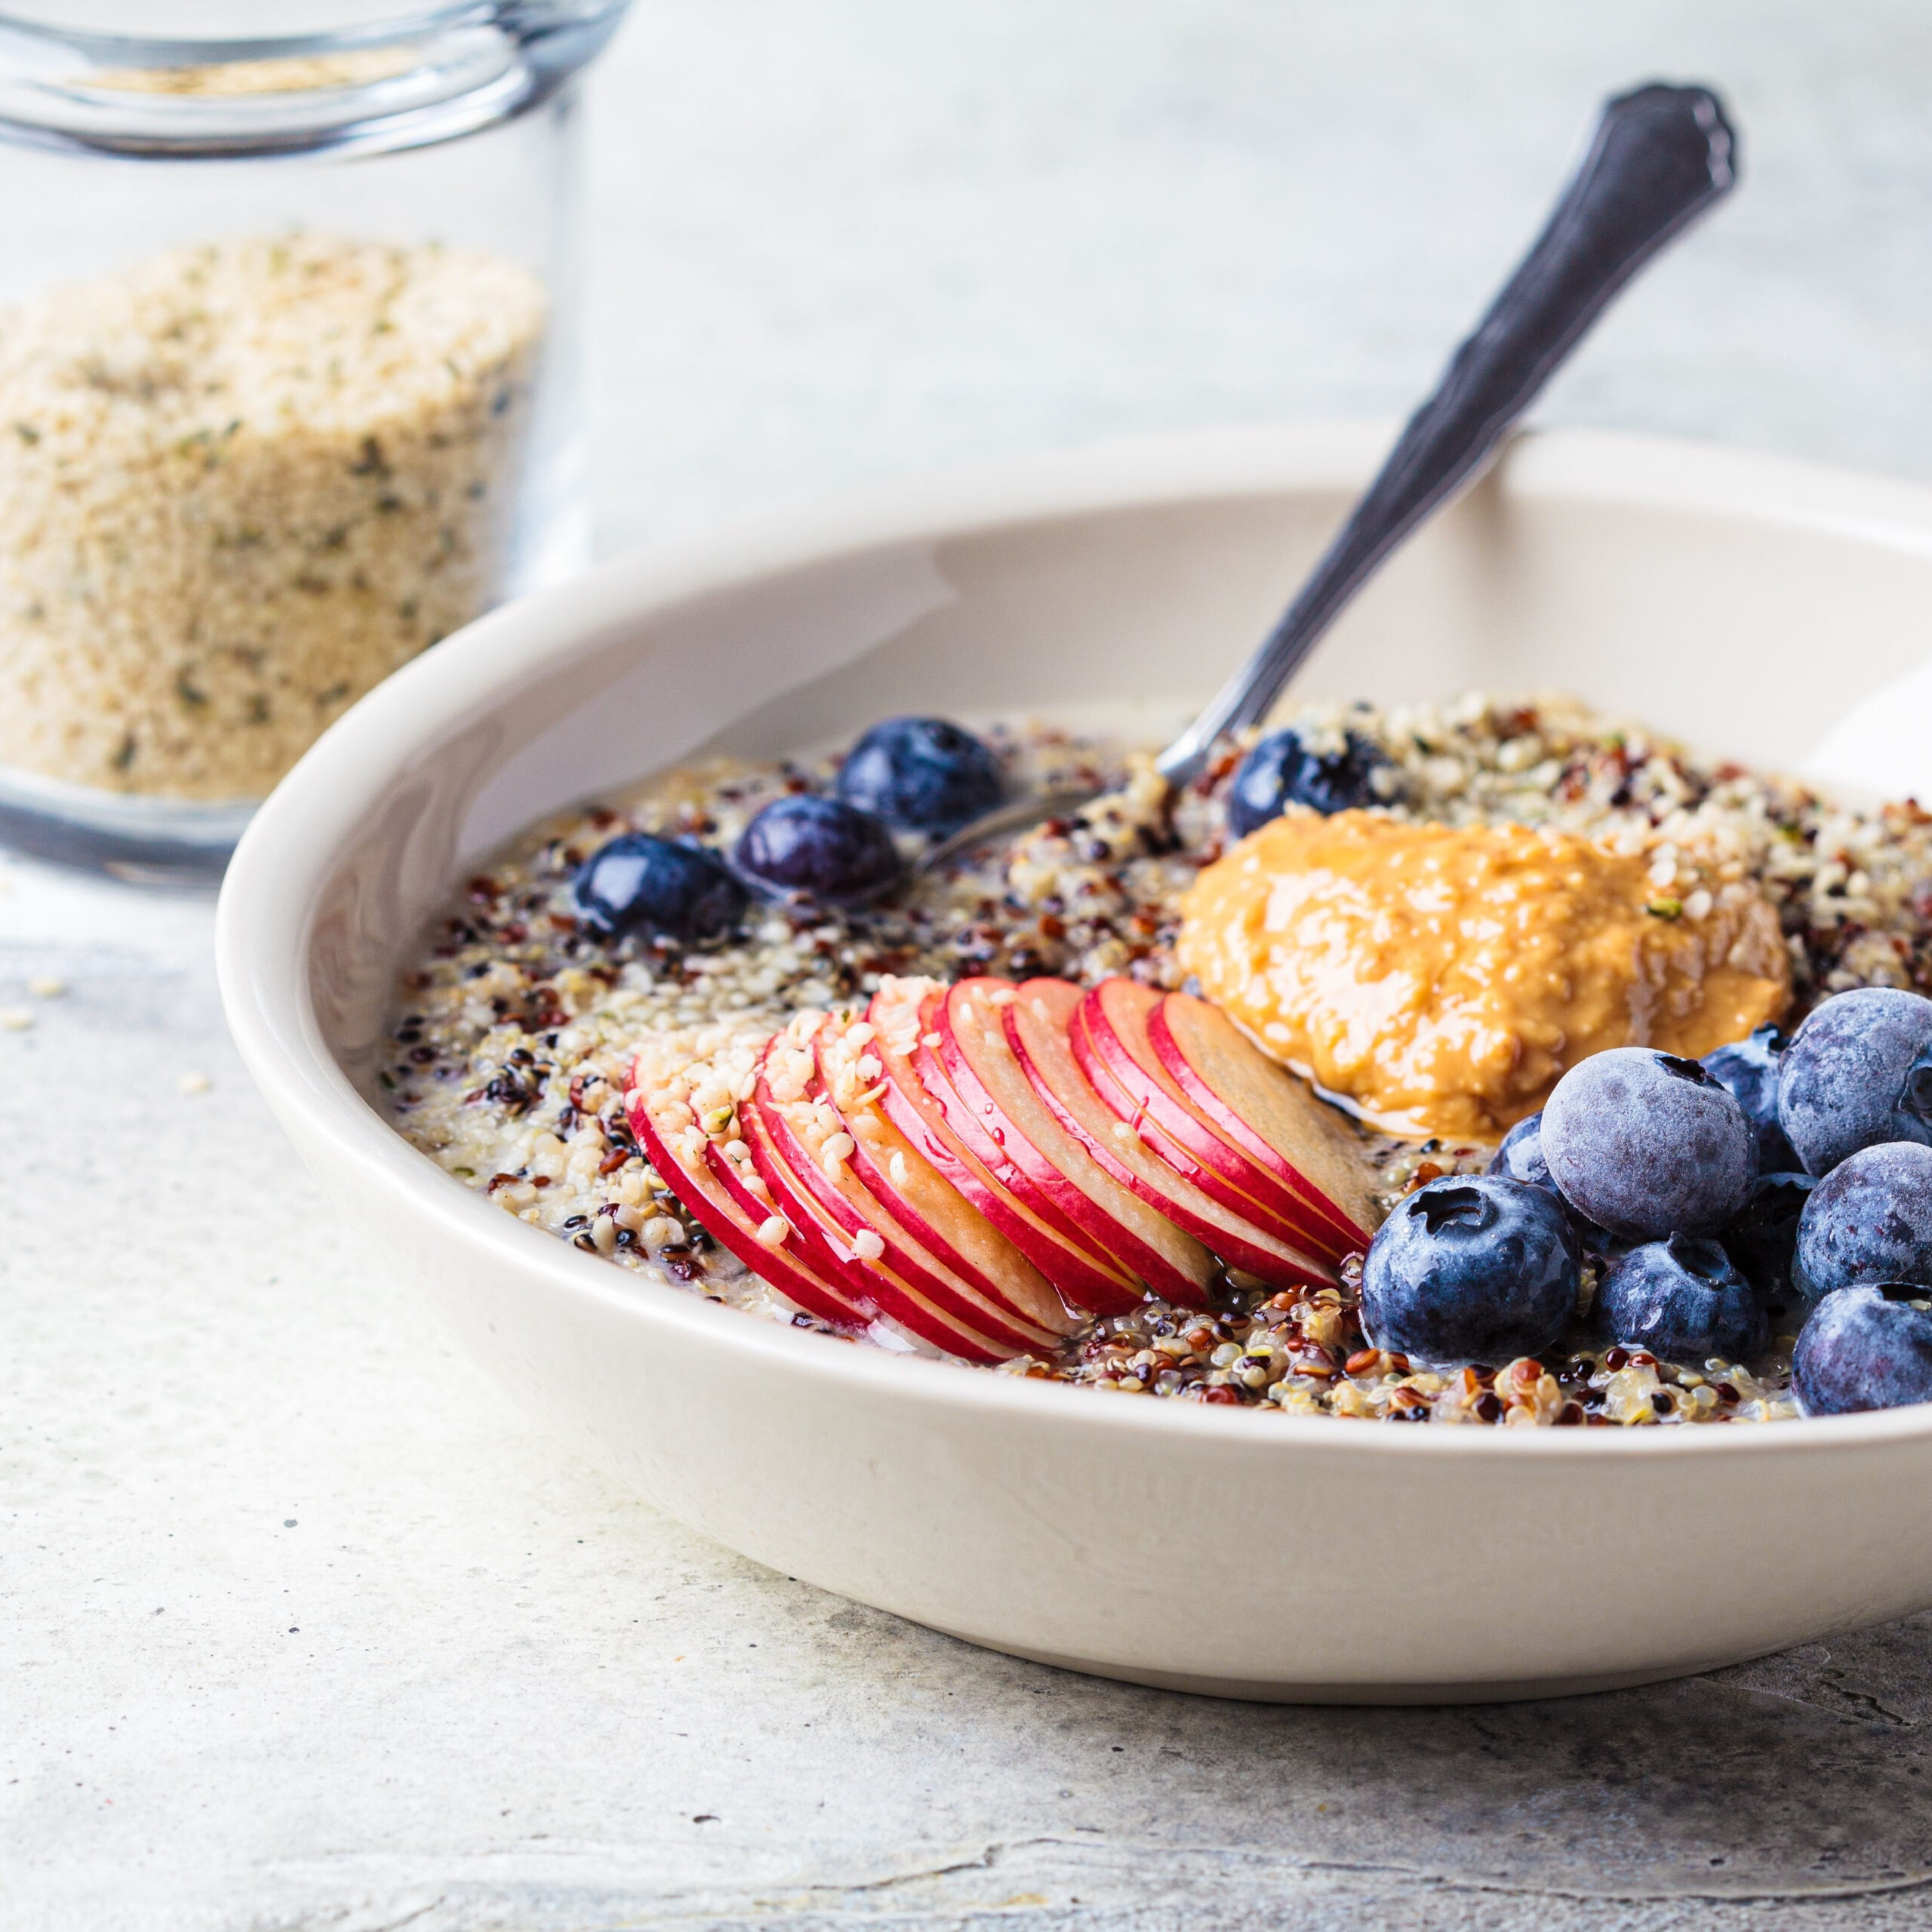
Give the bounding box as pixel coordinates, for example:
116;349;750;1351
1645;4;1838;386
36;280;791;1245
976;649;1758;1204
1177;811;1791;1140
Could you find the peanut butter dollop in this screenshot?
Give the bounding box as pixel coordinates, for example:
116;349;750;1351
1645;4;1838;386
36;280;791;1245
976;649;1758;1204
1177;811;1791;1140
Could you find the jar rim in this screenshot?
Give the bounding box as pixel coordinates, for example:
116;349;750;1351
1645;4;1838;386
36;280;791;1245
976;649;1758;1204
0;1;629;158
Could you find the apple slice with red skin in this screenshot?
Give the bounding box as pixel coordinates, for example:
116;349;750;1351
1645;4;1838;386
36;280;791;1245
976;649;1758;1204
752;1029;1063;1357
660;1034;860;1287
1073;977;1363;1260
737;1062;1024;1363
1004;978;1335;1290
734;1078;881;1287
908;987;1150;1315
695;1110;868;1291
934;977;1214;1307
867;977;1146;1318
1149;991;1380;1245
1070;989;1346;1258
627;1081;871;1331
627;1029;869;1317
811;1008;1075;1340
1075;976;1358;1250
749;1081;1054;1360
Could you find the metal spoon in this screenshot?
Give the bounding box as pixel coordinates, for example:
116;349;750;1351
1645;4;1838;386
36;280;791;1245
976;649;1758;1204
921;80;1738;869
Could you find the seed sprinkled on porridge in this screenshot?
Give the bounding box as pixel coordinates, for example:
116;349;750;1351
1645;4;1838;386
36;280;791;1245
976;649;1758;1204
384;693;1932;1425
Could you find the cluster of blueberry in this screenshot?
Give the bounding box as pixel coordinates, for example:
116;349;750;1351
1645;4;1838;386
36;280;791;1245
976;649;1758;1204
571;718;1004;940
1363;986;1932;1416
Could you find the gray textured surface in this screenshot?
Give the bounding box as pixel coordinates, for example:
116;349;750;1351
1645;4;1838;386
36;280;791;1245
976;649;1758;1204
12;3;1932;1927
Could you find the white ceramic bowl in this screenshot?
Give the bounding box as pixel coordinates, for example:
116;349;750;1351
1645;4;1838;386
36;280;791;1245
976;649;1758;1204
218;423;1932;1703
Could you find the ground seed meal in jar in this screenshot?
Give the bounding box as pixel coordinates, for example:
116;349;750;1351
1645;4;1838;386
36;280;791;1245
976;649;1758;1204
383;692;1932;1428
0;232;545;800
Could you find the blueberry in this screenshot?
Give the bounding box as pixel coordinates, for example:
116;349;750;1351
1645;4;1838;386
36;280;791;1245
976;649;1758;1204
1360;1174;1580;1368
1719;1171;1816;1305
1791;1284;1932;1416
1597;1234;1767;1363
1487;1115;1641;1261
1793;1141;1932;1300
835;717;1003;834
1576;1220;1636;1270
734;793;902;905
1487;1110;1556;1195
1541;1048;1758;1240
571;832;747;943
1700;1025;1798;1174
1226;728;1388;837
1490;1109;1629;1254
1777;987;1932;1176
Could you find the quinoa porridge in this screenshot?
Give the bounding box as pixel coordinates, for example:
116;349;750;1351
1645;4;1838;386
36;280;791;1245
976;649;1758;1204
384;693;1932;1427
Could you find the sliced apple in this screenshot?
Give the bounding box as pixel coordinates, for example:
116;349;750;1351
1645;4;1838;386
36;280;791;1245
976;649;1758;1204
1071;988;1341;1253
626;1051;871;1330
867;977;1146;1318
1004;978;1335;1290
651;1024;862;1288
737;1060;1025;1363
1150;990;1379;1245
811;1008;1075;1340
934;977;1215;1308
734;1076;879;1281
752;1023;1065;1357
1073;977;1362;1260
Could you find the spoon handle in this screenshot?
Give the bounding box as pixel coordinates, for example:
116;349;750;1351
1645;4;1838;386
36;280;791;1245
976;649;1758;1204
1157;81;1738;786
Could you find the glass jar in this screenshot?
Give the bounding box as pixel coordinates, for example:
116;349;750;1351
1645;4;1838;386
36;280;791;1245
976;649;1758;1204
0;1;628;881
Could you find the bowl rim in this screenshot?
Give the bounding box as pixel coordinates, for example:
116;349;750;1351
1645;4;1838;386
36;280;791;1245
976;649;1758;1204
215;417;1932;1465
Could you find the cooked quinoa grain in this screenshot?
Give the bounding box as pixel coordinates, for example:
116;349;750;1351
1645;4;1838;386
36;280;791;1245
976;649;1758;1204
386;693;1932;1426
0;233;546;798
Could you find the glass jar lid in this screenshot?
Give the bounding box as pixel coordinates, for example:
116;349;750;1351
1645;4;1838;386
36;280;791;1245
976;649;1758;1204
0;1;629;158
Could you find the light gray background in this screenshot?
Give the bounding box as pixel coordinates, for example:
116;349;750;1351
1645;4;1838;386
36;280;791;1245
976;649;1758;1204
10;5;1932;1929
589;0;1932;555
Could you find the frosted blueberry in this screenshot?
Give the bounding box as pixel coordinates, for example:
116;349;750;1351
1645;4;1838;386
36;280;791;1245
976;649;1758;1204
1541;1047;1757;1240
1777;987;1932;1177
1700;1024;1798;1174
1793;1140;1932;1300
1792;1284;1932;1416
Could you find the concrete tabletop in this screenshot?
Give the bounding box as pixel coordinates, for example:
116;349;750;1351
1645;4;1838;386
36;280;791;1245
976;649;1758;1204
10;5;1932;1927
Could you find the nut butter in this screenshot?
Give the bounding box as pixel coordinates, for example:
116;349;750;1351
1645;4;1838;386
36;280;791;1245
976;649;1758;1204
1177;810;1791;1140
